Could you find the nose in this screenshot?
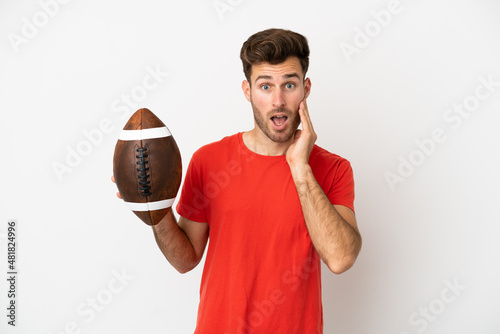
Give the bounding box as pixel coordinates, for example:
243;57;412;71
272;88;286;108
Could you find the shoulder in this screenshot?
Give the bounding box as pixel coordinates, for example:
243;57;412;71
194;133;239;154
309;145;353;184
190;133;240;163
310;145;351;170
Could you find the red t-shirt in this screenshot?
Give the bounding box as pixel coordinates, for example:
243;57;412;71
176;133;355;334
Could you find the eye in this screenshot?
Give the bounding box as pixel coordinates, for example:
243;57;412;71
286;83;295;89
261;84;270;91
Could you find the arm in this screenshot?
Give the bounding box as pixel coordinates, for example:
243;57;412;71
152;211;209;274
286;100;362;274
112;176;209;274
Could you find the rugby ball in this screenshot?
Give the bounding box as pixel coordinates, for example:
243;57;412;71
113;108;182;225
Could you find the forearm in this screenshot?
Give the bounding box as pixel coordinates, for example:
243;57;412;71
151;210;200;274
291;164;361;274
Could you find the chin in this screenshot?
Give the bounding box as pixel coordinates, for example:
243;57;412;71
268;133;292;143
266;126;298;143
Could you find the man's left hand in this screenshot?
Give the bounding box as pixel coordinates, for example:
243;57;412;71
286;99;317;171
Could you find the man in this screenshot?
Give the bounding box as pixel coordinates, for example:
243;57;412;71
116;28;361;333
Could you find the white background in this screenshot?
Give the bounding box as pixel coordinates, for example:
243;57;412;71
1;0;500;333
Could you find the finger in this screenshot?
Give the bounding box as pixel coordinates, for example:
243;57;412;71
299;99;315;134
111;175;122;199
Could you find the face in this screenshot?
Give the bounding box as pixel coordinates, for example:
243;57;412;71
242;57;311;143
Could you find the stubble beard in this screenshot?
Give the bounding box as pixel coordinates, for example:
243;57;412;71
250;101;301;143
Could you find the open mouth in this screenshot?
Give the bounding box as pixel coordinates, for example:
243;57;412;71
271;115;288;127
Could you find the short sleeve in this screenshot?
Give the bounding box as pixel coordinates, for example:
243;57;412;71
327;160;355;213
176;151;208;223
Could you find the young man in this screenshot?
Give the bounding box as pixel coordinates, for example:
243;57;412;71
118;28;361;333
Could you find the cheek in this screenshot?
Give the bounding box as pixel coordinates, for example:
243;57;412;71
289;96;303;112
251;92;269;108
288;89;305;104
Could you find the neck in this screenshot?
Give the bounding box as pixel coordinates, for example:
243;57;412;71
242;128;293;156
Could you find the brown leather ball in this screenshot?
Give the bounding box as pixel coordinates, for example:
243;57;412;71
113;108;182;225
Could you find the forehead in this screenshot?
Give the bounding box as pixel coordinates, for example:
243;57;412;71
250;57;303;83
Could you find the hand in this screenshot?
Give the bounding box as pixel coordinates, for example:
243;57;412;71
286;99;317;170
111;175;122;199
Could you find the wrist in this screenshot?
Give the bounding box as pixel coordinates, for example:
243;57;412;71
290;163;313;184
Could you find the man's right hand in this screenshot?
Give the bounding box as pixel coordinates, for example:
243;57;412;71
111;176;208;273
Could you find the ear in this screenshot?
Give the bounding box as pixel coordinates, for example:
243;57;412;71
303;77;311;99
242;80;251;102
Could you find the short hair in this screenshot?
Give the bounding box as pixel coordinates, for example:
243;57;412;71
240;28;310;83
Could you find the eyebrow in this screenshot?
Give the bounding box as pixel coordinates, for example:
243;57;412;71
254;73;302;83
